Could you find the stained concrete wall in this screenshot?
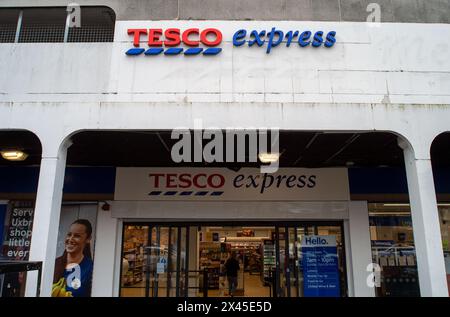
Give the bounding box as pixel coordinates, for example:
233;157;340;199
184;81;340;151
1;0;450;23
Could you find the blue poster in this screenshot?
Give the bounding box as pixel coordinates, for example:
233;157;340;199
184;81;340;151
0;204;6;246
301;235;340;297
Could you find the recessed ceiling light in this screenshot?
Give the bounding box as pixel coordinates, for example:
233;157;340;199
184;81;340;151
1;150;28;161
258;152;280;163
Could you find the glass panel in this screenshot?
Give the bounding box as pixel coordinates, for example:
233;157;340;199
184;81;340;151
178;227;187;297
438;206;450;295
120;225;148;297
277;227;287;297
369;207;420;297
262;239;275;292
119;223;347;298
167;227;178;297
288;227;298;297
316;225;346;297
147;226;168;297
296;226;306;297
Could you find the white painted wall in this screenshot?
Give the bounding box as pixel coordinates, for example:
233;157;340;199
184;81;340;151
1;22;450;104
348;201;375;297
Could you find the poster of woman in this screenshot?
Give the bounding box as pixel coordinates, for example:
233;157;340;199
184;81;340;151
52;219;94;297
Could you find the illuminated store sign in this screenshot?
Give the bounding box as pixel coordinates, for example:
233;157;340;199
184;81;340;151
114;168;349;201
125;27;336;56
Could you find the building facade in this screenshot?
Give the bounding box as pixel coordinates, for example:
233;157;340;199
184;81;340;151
0;0;449;297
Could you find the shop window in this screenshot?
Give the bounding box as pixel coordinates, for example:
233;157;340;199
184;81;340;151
369;203;420;297
121;225;149;297
120;223;347;298
438;206;450;295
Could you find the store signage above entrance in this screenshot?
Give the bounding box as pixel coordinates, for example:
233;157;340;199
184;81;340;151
125;27;336;56
114;168;349;201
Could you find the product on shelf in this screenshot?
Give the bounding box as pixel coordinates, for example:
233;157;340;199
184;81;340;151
199;241;222;289
262;240;275;285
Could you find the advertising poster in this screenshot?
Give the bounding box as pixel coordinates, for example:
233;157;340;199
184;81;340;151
301;235;340;297
2;203;34;260
0;201;34;297
52;205;97;297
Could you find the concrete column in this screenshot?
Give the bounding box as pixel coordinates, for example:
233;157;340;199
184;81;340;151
399;139;448;296
25;142;69;297
348;201;375;297
91;206;119;297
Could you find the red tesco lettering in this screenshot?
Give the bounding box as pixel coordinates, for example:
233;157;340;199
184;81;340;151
149;173;225;189
128;28;222;47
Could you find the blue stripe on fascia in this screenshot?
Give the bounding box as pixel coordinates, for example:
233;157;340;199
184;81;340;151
203;48;222;55
164;191;178;196
149;191;162;196
434;167;450;194
195;191;208;196
348;167;408;194
184;47;203;55
164;48;183;55
125;48;145;55
211;191;224;196
180;191;193;196
145;48;164;55
0;166;39;193
64;167;115;194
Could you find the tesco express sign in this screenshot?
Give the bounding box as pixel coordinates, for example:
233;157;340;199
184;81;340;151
114;168;350;201
125;27;336;56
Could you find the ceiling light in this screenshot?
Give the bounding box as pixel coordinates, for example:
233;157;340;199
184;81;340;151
382;203;450;207
258;152;280;163
382;203;410;207
1;150;28;161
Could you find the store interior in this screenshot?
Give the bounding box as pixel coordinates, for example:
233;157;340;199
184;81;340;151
120;223;346;297
198;226;273;297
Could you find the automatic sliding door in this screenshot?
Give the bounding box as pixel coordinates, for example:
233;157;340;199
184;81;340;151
273;223;346;298
120;224;190;298
120;225;149;297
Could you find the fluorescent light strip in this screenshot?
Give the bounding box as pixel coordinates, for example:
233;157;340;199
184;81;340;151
382;203;450;207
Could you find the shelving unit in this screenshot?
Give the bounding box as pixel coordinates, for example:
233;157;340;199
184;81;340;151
123;247;144;285
229;241;262;273
262;240;275;285
199;242;221;289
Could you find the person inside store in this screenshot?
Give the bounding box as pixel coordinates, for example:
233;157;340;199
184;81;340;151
53;219;94;297
224;251;240;297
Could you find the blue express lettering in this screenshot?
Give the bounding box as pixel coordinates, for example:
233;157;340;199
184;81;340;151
233;28;336;53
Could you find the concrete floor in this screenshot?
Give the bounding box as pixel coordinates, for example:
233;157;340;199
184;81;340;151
121;272;270;297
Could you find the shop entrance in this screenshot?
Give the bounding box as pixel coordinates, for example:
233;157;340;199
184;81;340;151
119;222;347;297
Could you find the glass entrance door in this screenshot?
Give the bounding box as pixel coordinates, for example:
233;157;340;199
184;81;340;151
275;223;347;297
120;222;347;297
120;224;190;297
